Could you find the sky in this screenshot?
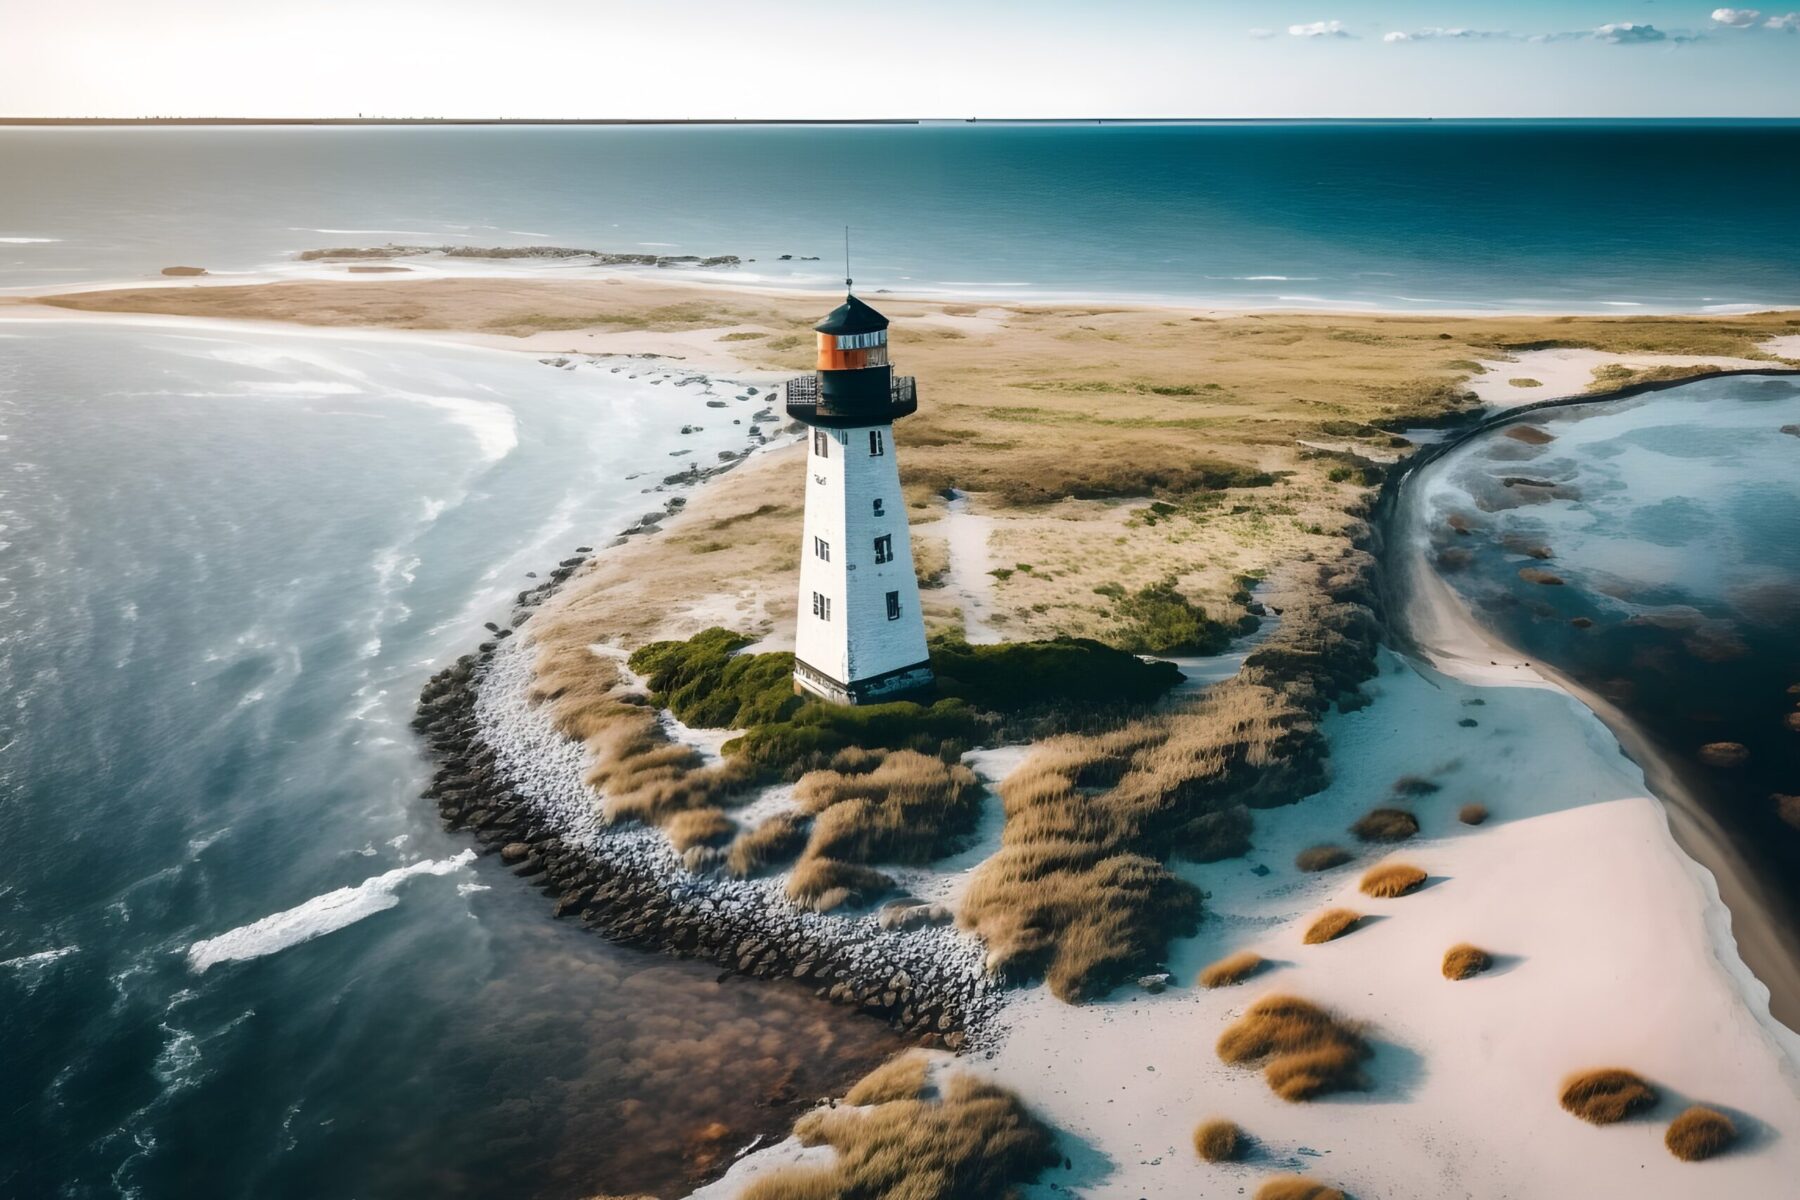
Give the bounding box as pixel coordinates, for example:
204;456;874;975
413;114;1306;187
2;1;1797;118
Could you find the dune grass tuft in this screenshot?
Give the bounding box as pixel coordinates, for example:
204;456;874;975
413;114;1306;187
1198;950;1266;989
1359;862;1427;898
1217;994;1370;1101
725;812;811;878
1457;802;1489;826
662;806;736;851
1441;943;1492;980
1192;1117;1243;1163
1255;1177;1346;1200
1560;1068;1657;1125
1302;909;1362;944
1295;844;1352;872
1350;806;1419;843
740;1070;1059;1200
843;1051;932;1106
1664;1105;1737;1161
784;857;895;912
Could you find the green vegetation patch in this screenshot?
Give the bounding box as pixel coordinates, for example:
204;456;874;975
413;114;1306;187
931;634;1182;711
1110;581;1237;656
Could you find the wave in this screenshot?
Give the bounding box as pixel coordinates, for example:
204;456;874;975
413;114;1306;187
2;944;79;971
185;850;475;973
0;236;62;244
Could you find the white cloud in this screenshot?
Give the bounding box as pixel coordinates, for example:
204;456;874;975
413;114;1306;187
1711;7;1762;26
1289;20;1353;39
1593;22;1669;43
1383;27;1510;43
1248;27;1277;39
1766;12;1800;29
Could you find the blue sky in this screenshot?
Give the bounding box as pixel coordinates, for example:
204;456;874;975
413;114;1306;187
3;1;1797;118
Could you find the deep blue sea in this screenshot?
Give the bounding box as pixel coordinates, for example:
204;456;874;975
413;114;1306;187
3;121;1800;310
2;122;1799;1200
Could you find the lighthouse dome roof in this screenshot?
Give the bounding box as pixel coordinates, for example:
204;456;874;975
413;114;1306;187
814;293;889;335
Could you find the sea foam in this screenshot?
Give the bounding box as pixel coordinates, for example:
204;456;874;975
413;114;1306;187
185;851;475;973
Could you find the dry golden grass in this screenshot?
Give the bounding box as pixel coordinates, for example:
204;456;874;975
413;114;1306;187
662;807;735;851
1302;909;1362;944
793;749;981;866
1198;950;1266;989
1192;1117;1243;1163
1359;862;1427;898
740;1071;1059;1200
1350;806;1419;843
784;857;894;913
1441;943;1492;980
725;812;811;878
1458;802;1490;826
1560;1068;1658;1125
1665;1105;1737;1161
1295;844;1352;872
1255;1177;1346;1200
1217;994;1370;1102
843;1051;932;1106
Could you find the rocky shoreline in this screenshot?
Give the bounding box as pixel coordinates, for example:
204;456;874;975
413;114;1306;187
412;582;1003;1048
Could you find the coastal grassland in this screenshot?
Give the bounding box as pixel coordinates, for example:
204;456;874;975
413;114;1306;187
1441;943;1492;980
1295;844;1352;872
1302;909;1362;945
1359;862;1428;898
1255;1178;1346;1200
739;1068;1059;1200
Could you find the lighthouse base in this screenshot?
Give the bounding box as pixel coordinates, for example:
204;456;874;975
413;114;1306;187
793;657;935;707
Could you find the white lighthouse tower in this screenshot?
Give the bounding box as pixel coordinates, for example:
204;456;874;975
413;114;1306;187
785;290;932;705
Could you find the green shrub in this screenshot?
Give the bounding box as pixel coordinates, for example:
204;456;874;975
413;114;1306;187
931;635;1181;711
1112;581;1234;656
628;627;799;728
728;698;982;771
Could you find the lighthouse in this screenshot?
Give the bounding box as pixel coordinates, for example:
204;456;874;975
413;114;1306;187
785;290;932;705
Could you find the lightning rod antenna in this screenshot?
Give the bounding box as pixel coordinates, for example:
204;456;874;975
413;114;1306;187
845;225;852;293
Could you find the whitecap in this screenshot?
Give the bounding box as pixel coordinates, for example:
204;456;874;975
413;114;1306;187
184;850;475;972
0;236;61;244
2;944;79;971
456;881;491;896
291;228;438;237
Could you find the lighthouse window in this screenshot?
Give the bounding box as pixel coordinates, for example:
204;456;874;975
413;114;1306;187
811;591;831;621
812;429;829;458
873;534;893;564
813;536;830;562
868;430;885;456
886;591;901;621
872;497;884;516
834;331;887;350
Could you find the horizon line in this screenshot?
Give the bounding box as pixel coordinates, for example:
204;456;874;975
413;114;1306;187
5;116;1800;127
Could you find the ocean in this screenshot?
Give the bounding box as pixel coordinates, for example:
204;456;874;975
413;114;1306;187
4;120;1800;311
2;122;1798;1200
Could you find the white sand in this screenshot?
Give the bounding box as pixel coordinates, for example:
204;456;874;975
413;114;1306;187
934;490;1002;643
1467;348;1779;409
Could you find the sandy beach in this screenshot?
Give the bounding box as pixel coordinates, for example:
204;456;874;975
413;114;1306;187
12;267;1800;1199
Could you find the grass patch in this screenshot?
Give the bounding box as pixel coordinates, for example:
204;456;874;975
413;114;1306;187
741;1071;1059;1200
930;634;1181;711
1665;1106;1737;1162
1442;943;1492;980
1217;994;1370;1101
1458;802;1489;826
1302;909;1362;945
718;330;768;341
1109;580;1236;656
1359;862;1427;898
1560;1069;1657;1125
1198;951;1266;989
725;812;811;878
1295;844;1352;872
1350;806;1419;843
1391;774;1440;797
843;1051;931;1106
1255;1178;1346;1200
1508;377;1543;388
794;748;982;866
1192;1117;1243;1163
663;807;735;851
784;857;895;913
